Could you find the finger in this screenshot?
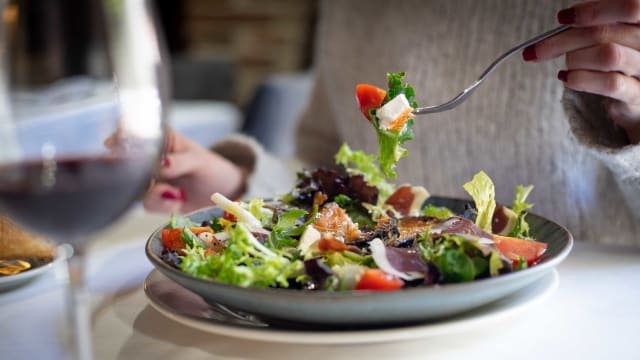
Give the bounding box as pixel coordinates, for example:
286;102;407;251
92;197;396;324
163;127;198;153
558;0;640;26
565;43;640;77
143;183;185;214
527;24;640;61
559;69;640;104
159;151;201;180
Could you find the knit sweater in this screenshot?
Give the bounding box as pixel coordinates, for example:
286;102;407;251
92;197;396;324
215;0;640;247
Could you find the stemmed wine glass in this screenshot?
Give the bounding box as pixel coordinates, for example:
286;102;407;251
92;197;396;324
0;0;167;359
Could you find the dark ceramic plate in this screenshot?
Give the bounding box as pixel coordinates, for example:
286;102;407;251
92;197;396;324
145;197;572;327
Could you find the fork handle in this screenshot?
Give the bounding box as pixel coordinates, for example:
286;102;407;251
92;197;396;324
480;24;571;80
413;24;571;115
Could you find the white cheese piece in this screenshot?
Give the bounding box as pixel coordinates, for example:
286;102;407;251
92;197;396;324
298;225;321;254
375;94;414;130
409;186;430;216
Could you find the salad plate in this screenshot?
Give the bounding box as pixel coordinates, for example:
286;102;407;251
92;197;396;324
0;244;70;292
145;196;572;327
144;267;559;344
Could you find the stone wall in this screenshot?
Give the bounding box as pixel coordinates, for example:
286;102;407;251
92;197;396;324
176;0;317;105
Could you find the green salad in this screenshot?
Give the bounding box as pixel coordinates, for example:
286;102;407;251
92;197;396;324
159;73;548;291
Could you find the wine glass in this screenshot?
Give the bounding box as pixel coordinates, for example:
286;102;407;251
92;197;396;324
0;0;168;359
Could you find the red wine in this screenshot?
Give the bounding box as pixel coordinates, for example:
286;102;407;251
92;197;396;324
0;156;153;240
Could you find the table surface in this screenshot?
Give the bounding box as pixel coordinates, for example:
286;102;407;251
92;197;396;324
1;207;639;360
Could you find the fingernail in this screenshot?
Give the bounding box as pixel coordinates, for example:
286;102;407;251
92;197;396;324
557;8;576;24
557;70;569;82
522;45;537;62
161;157;170;167
161;190;183;200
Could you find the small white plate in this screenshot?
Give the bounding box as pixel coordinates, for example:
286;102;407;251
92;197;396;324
0;244;70;292
144;268;558;345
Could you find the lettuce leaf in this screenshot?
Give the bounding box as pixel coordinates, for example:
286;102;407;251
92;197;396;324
169;214;199;229
422;204;456;219
433;249;476;282
241;198;273;228
462;171;496;233
208;217;224;232
419;233;494;283
386;72;418;106
489;250;504;276
268;208;315;249
181;223;303;288
512;185;534;214
374;125;413;179
335;143;395;200
508;185;534;238
181;227;206;248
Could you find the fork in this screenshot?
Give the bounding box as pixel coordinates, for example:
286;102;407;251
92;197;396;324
412;24;571;115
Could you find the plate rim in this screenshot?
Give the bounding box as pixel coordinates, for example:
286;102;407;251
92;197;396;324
143;268;560;344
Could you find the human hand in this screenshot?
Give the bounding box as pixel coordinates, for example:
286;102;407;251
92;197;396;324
523;0;640;144
143;128;247;213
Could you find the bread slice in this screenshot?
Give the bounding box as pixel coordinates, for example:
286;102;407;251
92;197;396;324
0;215;56;261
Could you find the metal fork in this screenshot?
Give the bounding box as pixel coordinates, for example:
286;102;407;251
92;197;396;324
412;25;571;115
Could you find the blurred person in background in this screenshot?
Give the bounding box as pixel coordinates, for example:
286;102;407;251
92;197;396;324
144;0;640;247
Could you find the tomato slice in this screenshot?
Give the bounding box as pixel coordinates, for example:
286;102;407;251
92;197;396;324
355;269;404;291
161;228;185;252
223;211;237;222
161;227;214;252
356;84;387;121
493;234;548;266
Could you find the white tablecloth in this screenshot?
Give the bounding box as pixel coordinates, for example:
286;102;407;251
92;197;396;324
1;207;639;360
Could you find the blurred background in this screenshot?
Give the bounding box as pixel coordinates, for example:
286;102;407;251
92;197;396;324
155;0;317;158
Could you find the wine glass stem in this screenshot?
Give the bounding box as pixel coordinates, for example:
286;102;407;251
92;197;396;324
66;251;93;360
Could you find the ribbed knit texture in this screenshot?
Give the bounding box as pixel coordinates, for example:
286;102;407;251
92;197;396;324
292;0;640;246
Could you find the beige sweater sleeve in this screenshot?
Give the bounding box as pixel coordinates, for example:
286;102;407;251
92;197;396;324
211;134;301;200
563;89;640;218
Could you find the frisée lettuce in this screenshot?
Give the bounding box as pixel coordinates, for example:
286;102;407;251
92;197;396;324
181;223;303;288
